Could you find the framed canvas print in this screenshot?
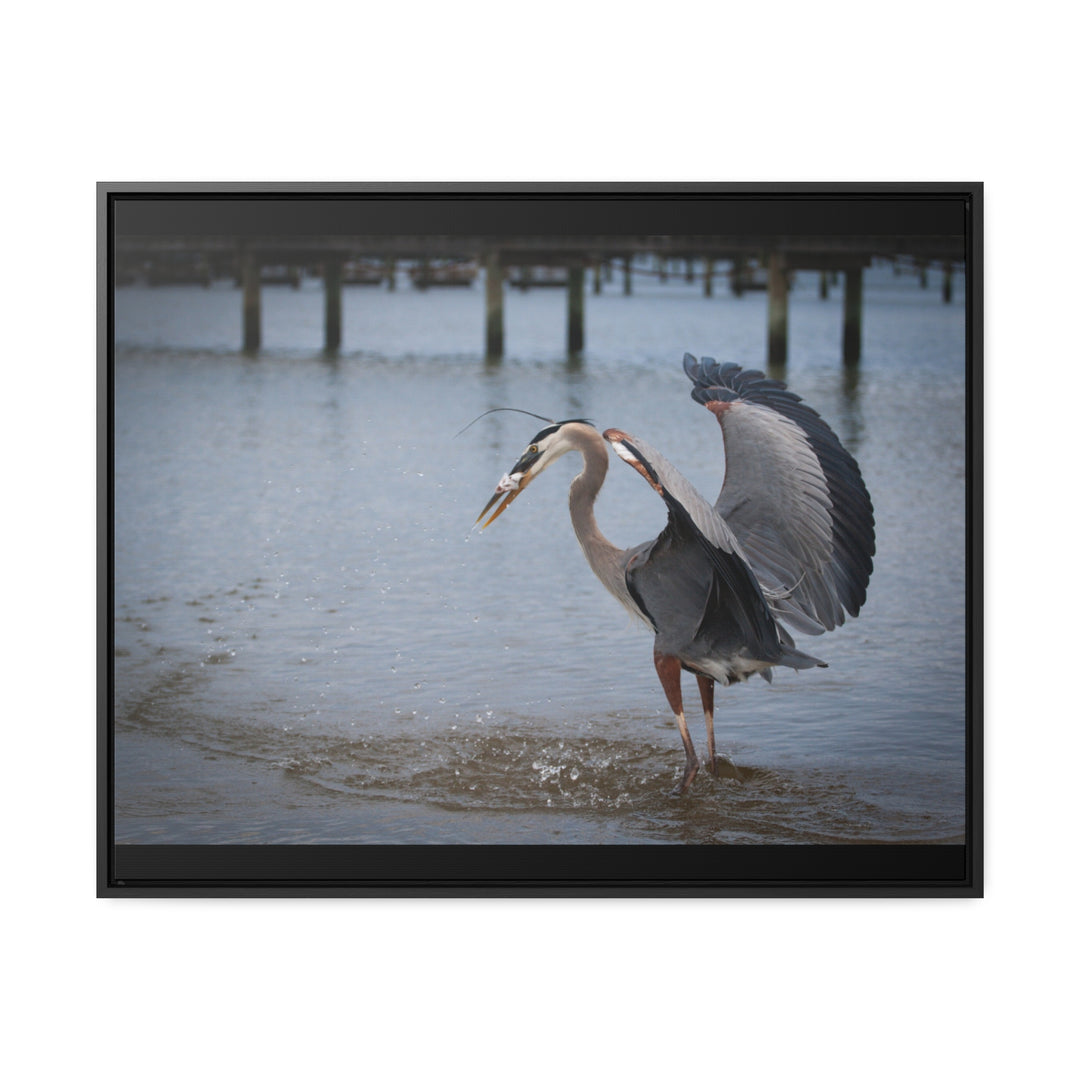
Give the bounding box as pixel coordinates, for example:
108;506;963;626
98;183;981;896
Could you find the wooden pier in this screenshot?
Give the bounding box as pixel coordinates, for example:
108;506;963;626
114;233;964;366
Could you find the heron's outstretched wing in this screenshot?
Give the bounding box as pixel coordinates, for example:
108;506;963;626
682;353;875;635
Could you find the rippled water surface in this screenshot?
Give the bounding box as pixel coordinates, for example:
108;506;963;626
112;264;968;844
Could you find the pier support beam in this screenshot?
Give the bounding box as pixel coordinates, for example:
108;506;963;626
567;263;585;355
704;258;714;297
732;255;746;297
843;266;863;367
623;257;632;295
241;250;261;352
819;270;829;299
484;250;504;360
767;253;788;370
942;263;953;303
385;258;396;291
324;257;342;352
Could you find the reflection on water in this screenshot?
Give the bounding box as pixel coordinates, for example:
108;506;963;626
113;265;968;844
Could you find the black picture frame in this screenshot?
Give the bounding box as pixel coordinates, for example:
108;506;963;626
98;182;982;897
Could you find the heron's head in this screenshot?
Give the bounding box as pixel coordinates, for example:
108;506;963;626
475;420;593;529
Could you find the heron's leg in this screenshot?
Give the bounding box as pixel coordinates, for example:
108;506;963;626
654;651;698;795
696;673;743;781
696;674;718;776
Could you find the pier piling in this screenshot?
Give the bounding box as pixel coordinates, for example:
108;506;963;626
484;251;504;359
942;263;953;303
843;266;863;366
324;257;342;352
241;251;261;352
732;255;746;297
567;264;585;354
623;257;632;295
767;253;788;369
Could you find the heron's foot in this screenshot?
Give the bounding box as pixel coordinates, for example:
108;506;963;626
669;758;700;797
707;753;744;782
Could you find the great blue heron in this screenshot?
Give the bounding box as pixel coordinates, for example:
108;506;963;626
476;354;875;795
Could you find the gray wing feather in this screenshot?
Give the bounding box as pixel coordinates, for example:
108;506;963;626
682;353;875;634
606;431;744;557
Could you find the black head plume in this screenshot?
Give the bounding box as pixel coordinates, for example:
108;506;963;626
455;407;556;438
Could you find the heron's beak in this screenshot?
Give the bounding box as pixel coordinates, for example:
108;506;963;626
475;468;535;529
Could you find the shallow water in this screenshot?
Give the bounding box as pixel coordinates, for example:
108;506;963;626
112;263;968;844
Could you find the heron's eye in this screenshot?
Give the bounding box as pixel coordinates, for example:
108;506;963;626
528;444;539;454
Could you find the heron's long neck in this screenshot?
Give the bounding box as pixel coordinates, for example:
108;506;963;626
566;427;622;579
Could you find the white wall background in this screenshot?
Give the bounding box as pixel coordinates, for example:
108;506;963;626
3;3;1071;1076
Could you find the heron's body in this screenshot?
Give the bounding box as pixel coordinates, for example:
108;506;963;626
477;355;875;794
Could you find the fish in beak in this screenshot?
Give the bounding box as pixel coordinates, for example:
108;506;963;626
475;445;543;529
